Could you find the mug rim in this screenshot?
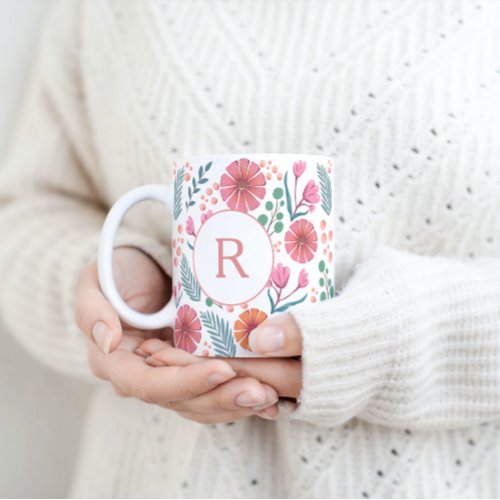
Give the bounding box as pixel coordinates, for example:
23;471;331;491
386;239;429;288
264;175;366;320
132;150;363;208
173;153;333;162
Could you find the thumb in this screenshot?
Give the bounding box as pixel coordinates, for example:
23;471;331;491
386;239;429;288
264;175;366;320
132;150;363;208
75;261;123;354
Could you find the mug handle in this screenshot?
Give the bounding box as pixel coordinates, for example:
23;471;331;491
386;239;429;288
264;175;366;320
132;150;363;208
98;184;176;330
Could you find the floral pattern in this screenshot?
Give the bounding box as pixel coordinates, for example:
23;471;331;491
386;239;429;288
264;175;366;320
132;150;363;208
175;305;202;354
234;308;268;351
172;156;333;356
284;219;318;263
220;158;266;212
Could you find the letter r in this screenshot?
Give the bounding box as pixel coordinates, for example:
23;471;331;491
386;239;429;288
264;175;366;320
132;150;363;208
216;238;249;278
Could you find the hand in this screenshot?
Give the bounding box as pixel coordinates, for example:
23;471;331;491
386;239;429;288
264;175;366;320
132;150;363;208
75;246;172;353
75;247;279;423
140;314;304;402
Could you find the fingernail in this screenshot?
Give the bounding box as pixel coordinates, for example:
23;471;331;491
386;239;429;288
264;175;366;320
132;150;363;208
257;406;279;420
250;396;279;412
207;366;237;386
249;325;284;354
145;356;164;367
92;321;112;354
235;390;266;407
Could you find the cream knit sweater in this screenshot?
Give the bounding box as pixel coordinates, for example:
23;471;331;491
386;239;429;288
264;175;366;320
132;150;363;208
1;0;500;498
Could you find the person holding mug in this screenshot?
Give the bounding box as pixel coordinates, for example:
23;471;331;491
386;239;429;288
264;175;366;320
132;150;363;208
1;1;500;498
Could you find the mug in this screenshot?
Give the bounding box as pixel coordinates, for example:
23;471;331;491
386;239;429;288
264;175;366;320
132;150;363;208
98;154;334;357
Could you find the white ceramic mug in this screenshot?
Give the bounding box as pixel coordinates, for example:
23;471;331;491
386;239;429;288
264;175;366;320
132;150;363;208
99;154;334;357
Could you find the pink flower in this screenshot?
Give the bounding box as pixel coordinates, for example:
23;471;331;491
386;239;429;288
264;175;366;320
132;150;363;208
298;269;309;288
174;305;202;354
293;160;306;177
186;216;195;236
271;263;291;289
200;210;213;224
285;219;318;263
308;204;316;213
220;158;266;212
302;180;320;204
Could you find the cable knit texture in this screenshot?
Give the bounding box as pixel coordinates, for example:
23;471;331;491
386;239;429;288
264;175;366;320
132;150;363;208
0;0;499;498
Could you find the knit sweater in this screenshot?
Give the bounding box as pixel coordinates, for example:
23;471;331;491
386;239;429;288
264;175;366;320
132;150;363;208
1;0;500;498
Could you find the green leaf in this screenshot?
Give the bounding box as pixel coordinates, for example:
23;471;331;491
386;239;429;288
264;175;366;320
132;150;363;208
329;286;334;297
284;172;293;220
267;288;276;313
319;260;325;272
265;201;274;210
200;311;236;357
205;298;213;307
187;241;194;251
280;201;285;207
273;187;284;199
180;254;201;301
328;279;332;286
274;293;308;313
173;166;184;220
317;164;333;215
319;277;325;287
276;212;284;220
258;214;269;225
320;291;327;301
274;221;284;233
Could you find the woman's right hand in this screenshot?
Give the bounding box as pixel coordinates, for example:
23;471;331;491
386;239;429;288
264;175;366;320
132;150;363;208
74;246;279;423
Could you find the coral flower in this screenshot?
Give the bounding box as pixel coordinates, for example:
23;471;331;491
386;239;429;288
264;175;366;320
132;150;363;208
220;158;266;212
174;305;202;353
302;180;320;204
293;160;306;177
284;219;318;263
271;263;291;289
234;308;268;351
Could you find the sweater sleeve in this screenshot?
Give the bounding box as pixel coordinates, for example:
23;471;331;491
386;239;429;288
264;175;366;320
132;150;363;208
289;247;500;431
0;2;170;381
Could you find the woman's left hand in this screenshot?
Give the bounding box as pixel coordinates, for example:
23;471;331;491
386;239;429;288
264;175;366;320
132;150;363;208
140;314;304;400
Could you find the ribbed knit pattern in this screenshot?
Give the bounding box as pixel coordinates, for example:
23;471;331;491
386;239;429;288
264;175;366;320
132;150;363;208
0;0;499;498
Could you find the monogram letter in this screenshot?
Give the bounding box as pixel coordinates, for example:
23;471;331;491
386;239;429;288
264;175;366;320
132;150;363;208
216;238;249;278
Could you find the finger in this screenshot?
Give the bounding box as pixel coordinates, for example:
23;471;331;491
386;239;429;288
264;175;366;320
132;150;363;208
177;403;279;424
169;378;278;414
136;359;238;404
226;357;302;399
141;340;205;366
76;261;122;354
248;313;302;357
87;334;145;382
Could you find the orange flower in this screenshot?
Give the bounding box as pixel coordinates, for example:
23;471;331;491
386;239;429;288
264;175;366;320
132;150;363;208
234;308;268;351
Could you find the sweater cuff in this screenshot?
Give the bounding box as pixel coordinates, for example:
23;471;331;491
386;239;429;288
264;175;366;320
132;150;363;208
288;248;404;426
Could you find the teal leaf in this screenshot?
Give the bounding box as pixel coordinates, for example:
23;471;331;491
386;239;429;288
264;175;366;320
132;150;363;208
319;260;325;272
274;221;284;233
291;210;308;220
284;171;293;220
265;201;274;210
276;212;284;220
274;293;308;313
180;254;201;301
174;289;183;308
187;241;194;251
200;310;236;357
320;291;327;301
173;166;184;220
317;164;332;215
267;288;276;313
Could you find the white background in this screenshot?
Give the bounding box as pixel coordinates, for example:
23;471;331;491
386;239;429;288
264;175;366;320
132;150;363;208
0;1;92;497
